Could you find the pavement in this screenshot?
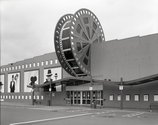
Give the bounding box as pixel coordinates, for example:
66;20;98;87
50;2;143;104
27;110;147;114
1;102;158;125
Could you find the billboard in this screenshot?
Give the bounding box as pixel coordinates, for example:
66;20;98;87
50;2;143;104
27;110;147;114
24;70;39;92
43;67;62;82
44;67;62;91
0;75;4;93
8;73;20;93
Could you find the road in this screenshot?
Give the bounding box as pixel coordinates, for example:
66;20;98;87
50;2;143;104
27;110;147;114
1;102;158;125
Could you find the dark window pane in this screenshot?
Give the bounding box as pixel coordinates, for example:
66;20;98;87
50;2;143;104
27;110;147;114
77;42;82;52
64;51;74;60
62;29;70;38
62;39;71;50
83;57;88;65
68;60;78;67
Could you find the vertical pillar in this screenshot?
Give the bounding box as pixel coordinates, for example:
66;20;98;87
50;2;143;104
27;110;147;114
72;91;74;105
80;91;82;105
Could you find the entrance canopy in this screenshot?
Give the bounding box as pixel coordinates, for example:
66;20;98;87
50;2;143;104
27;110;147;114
28;73;158;89
32;76;91;89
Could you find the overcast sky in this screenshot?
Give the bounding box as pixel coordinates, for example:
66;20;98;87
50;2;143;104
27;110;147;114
1;0;158;65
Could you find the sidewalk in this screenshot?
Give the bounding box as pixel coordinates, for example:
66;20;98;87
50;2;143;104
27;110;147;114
0;101;94;111
1;101;156;113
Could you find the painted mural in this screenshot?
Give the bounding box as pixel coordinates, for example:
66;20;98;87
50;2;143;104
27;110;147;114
24;70;39;92
43;67;62;91
8;73;20;93
0;75;4;93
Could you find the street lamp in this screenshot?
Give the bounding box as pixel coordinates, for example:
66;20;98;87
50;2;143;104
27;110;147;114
89;75;93;108
119;77;124;110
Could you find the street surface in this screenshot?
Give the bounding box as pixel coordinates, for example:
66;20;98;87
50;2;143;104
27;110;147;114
1;102;158;125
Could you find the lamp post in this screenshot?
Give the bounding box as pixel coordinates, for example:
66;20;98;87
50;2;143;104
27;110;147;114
32;85;35;105
89;75;93;108
119;77;124;110
49;81;52;106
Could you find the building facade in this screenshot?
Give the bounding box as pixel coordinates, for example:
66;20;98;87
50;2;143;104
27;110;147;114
0;33;158;109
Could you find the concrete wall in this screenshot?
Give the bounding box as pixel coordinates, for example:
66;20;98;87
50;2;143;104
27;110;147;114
91;33;158;81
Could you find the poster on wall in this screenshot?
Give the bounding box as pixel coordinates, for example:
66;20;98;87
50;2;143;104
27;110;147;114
44;67;62;91
8;73;20;93
24;70;39;92
0;75;4;93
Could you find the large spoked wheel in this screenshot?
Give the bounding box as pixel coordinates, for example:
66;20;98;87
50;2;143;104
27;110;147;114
70;9;105;76
54;9;105;77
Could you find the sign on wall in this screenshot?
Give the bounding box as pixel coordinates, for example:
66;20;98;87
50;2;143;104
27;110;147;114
8;73;20;93
24;70;39;92
44;67;62;91
0;75;4;93
43;67;62;83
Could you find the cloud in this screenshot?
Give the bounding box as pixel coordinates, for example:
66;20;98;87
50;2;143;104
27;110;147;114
1;0;158;65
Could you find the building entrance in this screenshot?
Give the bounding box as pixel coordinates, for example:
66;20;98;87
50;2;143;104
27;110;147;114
66;90;103;106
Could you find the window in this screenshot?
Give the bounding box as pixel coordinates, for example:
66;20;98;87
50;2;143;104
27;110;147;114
50;60;53;65
18;65;21;69
41;96;44;100
41;62;44;66
134;95;139;101
25;96;28;99
117;95;121;101
18;96;21;99
6;95;8;99
29;95;32;99
15;66;18;70
29;64;32;68
154;95;158;102
6;68;8;71
22;65;24;69
12;96;14;99
45;61;48;65
12;67;14;70
37;95;39;100
9;67;11;71
22;95;24;99
55;59;58;64
3;68;5;71
125;95;130;101
37;62;40;66
109;95;114;101
33;63;36;67
15;96;17;99
25;64;28;68
144;95;149;101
